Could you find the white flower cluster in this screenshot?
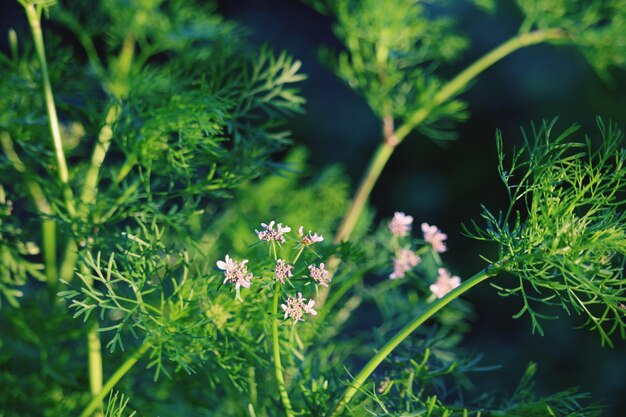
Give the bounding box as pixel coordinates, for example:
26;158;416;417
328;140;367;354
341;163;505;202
422;222;447;253
389;212;413;237
387;211;460;298
216;255;253;290
298;226;324;246
274;259;294;284
308;263;331;287
390;249;421;279
281;292;317;324
430;268;461;298
256;221;292;243
216;220;327;324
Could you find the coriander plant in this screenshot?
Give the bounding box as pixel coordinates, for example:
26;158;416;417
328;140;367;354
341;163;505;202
0;1;625;417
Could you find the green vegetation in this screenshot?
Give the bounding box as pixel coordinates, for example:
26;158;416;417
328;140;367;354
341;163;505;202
1;1;624;416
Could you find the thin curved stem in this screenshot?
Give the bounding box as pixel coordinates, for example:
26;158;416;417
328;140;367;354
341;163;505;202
333;28;568;246
24;3;76;217
394;28;567;143
79;342;152;417
272;284;295;417
334;142;395;244
329;267;499;417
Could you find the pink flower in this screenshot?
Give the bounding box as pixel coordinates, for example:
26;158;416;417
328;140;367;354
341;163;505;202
389;249;421;279
274;259;294;284
281;292;317;324
256;221;291;243
217;255;253;290
297;226;324;246
389;212;413;237
308;263;331;287
421;222;447;253
429;268;461;298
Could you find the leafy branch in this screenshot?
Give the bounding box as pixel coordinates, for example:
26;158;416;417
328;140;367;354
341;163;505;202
468;118;626;345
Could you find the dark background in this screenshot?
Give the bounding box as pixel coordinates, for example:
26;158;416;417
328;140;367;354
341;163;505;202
1;0;624;415
217;1;626;416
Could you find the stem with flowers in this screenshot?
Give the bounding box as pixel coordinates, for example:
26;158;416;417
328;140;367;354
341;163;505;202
317;29;570;413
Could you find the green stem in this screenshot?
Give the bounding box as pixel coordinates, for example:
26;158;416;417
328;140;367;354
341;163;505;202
79;105;119;217
23;3;76;217
54;8;104;75
79;342;152;417
321;272;363;318
78;260;104;417
334;142;395;244
329;267;498;417
0;132;57;295
42;220;57;295
59;107;120;285
113;158;137;185
60;240;79;283
292;247;305;265
333;28;567;246
248;366;258;409
272;284;295;417
62;33;130;281
87;322;104;417
394;28;567;142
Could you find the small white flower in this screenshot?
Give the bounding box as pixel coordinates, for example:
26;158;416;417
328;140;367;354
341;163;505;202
429;268;461;298
308;263;331;287
217;254;253;290
389;212;413;237
281;292;317;324
256;220;291;243
422;222;447;253
297;226;324;246
274;259;294;284
389;249;421;279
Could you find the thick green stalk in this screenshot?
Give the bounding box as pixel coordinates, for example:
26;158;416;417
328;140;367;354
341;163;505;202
329;267;498;417
41;220;57;293
87;322;104;417
272;284;295;417
66;46;129;410
59;241;79;283
0;132;57;295
77;259;104;417
59;104;122;287
23;3;76;217
79;342;152;417
80;106;119;213
333;28;567;246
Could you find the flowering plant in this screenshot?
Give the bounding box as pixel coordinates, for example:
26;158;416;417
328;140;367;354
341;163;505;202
1;1;625;417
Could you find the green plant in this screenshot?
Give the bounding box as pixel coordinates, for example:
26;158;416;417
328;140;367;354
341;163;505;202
1;1;625;416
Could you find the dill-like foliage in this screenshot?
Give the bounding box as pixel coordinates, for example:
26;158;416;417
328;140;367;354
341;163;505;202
2;1;626;416
469;118;626;346
319;0;471;141
517;0;626;79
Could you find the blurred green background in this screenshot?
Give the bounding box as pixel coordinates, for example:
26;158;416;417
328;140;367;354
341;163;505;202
216;1;626;416
1;0;625;415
